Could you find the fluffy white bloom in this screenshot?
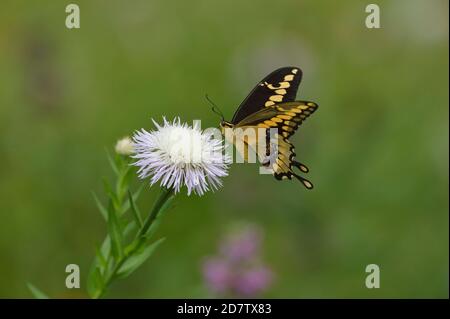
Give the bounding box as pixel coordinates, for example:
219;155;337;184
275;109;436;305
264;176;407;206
132;118;229;196
115;136;135;155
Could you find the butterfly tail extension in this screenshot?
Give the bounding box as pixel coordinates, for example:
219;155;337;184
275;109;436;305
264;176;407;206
292;173;314;190
292;161;309;173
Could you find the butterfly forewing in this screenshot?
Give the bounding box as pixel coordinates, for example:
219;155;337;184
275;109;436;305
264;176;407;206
231;67;303;124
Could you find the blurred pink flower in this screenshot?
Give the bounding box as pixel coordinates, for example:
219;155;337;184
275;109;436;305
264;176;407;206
220;226;262;262
202;224;273;297
234;266;273;297
203;257;232;294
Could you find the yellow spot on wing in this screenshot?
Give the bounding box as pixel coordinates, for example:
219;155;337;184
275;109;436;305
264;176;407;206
277;115;292;120
267;82;290;89
275;89;287;95
299;164;308;173
292;69;298;74
269;95;283;102
271;117;283;123
284;74;294;81
303;180;313;189
284;121;295;126
282;126;293;132
265;101;275;107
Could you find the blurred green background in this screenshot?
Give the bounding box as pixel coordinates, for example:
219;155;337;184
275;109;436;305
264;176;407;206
0;0;448;298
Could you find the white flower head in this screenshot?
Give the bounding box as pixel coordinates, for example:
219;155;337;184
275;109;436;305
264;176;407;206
115;136;135;155
132;118;229;196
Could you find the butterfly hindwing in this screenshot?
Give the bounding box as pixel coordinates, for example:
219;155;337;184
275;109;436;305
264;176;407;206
236;101;318;139
272;137;314;189
231;67;303;124
232;101;318;189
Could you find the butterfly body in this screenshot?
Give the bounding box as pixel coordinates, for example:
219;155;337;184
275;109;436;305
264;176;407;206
219;67;318;189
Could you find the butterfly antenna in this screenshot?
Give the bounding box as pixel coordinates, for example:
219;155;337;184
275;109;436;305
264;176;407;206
205;94;224;121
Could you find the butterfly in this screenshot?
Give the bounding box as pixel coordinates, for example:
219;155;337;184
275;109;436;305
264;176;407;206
215;67;318;189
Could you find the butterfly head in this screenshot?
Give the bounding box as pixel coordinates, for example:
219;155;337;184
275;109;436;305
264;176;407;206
219;120;233;134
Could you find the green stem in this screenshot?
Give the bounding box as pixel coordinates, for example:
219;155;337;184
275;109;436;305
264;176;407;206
138;187;174;238
94;187;174;299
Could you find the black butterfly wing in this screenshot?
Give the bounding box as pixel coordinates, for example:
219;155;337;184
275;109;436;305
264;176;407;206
231;67;303;124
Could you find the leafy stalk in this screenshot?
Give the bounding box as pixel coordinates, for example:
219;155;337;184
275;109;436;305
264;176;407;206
87;153;175;299
27;283;49;299
138;187;174;238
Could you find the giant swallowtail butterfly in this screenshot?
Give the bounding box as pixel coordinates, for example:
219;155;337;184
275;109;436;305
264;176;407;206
217;67;318;189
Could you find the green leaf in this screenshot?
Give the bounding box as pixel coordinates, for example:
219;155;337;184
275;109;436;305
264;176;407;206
128;190;143;228
100;235;111;259
27;283;49;299
117;238;165;279
92;192;108;221
90;190;138;281
119;183;145;216
117;165;133;198
121;220;138;245
107;200;123;260
95;245;108;270
87;236;111;299
102;177;119;207
124;220;137;237
87;267;104;299
145;194;174;238
105;149;119;176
